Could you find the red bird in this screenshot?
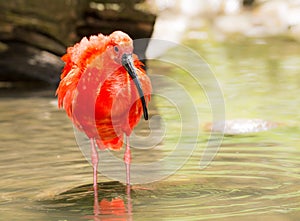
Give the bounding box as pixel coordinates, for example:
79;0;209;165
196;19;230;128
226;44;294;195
56;31;151;198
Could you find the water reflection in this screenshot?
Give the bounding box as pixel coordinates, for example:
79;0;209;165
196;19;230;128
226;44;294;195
42;181;133;220
98;197;128;220
94;186;132;221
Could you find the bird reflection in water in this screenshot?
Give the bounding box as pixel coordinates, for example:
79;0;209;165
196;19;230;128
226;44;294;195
89;187;132;221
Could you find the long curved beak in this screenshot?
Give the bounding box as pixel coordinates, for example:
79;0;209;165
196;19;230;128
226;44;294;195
121;53;148;120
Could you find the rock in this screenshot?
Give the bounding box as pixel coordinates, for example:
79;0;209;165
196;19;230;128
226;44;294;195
203;119;279;135
0;42;64;84
212;0;300;40
0;0;155;86
151;0;300;42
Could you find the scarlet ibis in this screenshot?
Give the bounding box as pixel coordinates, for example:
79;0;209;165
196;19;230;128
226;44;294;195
56;31;151;211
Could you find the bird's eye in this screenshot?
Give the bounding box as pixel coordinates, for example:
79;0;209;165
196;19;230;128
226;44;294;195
114;46;119;53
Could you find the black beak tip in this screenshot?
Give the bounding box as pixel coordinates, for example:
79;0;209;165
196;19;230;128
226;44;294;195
144;111;148;120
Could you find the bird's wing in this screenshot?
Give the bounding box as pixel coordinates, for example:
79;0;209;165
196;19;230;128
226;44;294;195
56;68;80;118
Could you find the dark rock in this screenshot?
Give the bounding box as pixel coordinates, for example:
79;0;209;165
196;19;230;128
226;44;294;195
243;0;255;7
0;42;64;85
0;0;156;87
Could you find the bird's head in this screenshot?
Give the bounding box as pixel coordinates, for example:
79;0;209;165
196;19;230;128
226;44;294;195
107;31;133;64
107;31;148;121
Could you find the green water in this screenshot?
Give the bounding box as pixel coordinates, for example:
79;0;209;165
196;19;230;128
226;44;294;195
0;36;300;220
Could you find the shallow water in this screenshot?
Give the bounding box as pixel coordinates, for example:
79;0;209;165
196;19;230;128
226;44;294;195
0;36;300;220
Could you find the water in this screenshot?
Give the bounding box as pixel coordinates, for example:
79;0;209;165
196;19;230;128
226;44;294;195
0;36;300;220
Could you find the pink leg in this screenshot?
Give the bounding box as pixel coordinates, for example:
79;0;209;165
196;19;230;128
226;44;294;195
124;136;132;216
126;184;132;216
90;138;99;215
124;136;131;186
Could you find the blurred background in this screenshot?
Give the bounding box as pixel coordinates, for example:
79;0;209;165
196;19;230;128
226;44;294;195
1;0;300;86
0;0;300;221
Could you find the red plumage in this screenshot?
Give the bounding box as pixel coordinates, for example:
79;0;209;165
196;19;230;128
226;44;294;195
56;31;151;150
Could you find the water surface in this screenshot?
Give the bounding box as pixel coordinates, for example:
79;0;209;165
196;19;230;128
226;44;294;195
0;36;300;220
